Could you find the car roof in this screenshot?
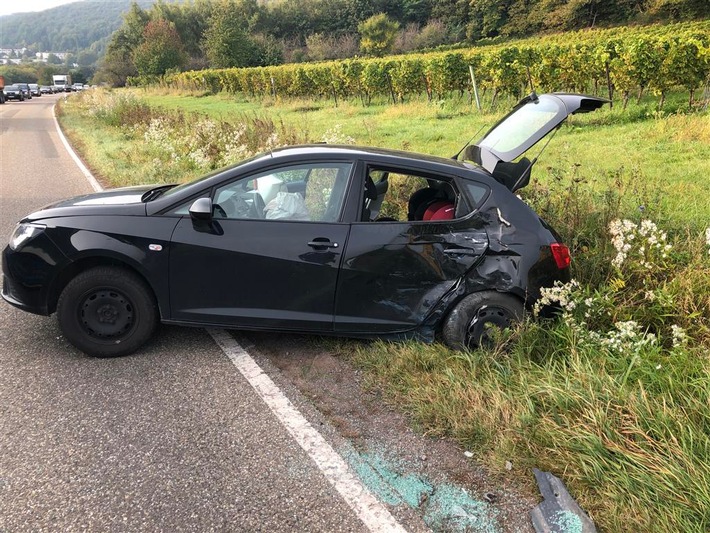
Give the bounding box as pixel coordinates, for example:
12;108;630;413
265;144;475;172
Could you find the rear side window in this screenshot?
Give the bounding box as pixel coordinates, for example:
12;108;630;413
361;167;471;223
464;181;488;206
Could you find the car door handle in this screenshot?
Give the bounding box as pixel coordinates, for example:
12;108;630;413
308;239;339;249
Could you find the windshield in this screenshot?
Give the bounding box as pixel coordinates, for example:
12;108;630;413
159;153;264;199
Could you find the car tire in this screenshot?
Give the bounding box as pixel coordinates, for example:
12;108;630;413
441;291;524;351
57;266;158;358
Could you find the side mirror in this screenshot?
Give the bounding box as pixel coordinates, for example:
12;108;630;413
189;197;213;221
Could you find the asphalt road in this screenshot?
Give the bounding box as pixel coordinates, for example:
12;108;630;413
0;95;392;532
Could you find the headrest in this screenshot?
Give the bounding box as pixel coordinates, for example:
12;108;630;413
364;175;377;200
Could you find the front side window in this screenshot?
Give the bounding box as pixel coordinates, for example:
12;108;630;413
213;162;352;222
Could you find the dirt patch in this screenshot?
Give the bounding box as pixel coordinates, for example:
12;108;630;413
240;332;538;532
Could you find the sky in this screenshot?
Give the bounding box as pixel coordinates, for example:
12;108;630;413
0;0;82;17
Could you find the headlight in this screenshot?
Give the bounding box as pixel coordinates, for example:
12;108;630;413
9;223;46;251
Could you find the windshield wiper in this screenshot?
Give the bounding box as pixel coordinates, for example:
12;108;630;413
141;185;176;202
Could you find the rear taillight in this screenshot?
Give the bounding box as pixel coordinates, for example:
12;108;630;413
550;243;571;269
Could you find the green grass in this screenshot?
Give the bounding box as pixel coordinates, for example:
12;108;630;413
348;334;710;532
57;87;710;533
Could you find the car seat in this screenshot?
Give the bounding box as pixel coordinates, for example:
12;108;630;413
422;200;455;221
408;182;458;221
407;187;440;221
362;175;378;221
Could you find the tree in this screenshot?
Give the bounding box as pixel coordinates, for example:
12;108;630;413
467;0;512;39
94;2;150;86
306;32;358;61
202;2;258;68
133;19;187;76
358;13;399;56
647;0;710;21
402;0;434;24
77;50;98;67
149;0;212;62
95;32;139;87
37;64;60;85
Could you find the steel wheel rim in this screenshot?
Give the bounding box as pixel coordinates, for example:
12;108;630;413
466;305;512;348
79;289;135;340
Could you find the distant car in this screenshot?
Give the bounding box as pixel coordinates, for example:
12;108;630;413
72;83;84;91
15;83;32;99
3;85;25;101
28;83;41;97
2;93;609;358
40;85;53;94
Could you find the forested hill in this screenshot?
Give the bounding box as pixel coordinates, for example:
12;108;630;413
0;0;154;53
1;0;708;72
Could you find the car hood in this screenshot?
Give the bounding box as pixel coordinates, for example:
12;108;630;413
49;185;155;207
464;93;609;190
24;185;154;221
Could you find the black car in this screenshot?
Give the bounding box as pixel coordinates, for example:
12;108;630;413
15;83;32;99
2;93;608;357
3;85;25;101
29;83;42;97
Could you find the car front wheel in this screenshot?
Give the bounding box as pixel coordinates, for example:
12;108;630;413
441;291;524;351
57;266;158;358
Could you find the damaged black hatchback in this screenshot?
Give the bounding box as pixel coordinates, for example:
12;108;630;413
2;93;608;357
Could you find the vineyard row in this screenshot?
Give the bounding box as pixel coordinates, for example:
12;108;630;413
159;22;710;108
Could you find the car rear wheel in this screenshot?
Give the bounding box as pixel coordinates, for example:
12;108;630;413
57;267;158;358
441;291;524;351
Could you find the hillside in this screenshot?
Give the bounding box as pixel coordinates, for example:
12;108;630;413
0;0;154;56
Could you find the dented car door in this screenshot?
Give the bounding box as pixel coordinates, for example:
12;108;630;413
334;219;489;335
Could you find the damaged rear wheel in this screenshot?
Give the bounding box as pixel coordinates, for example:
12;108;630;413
442;291;524;351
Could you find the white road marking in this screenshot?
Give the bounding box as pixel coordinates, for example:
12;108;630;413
54;101;409;532
210;330;408;533
52;102;103;193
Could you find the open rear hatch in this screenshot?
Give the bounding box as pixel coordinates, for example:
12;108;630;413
464;93;609;191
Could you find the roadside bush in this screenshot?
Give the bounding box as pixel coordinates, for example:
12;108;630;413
73;89;154;127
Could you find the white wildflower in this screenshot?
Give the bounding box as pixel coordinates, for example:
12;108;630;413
600;320;657;354
264;132;281;150
321;124;355;145
671;325;688;348
534;279;580;316
608;218;671;269
188;148;211;168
